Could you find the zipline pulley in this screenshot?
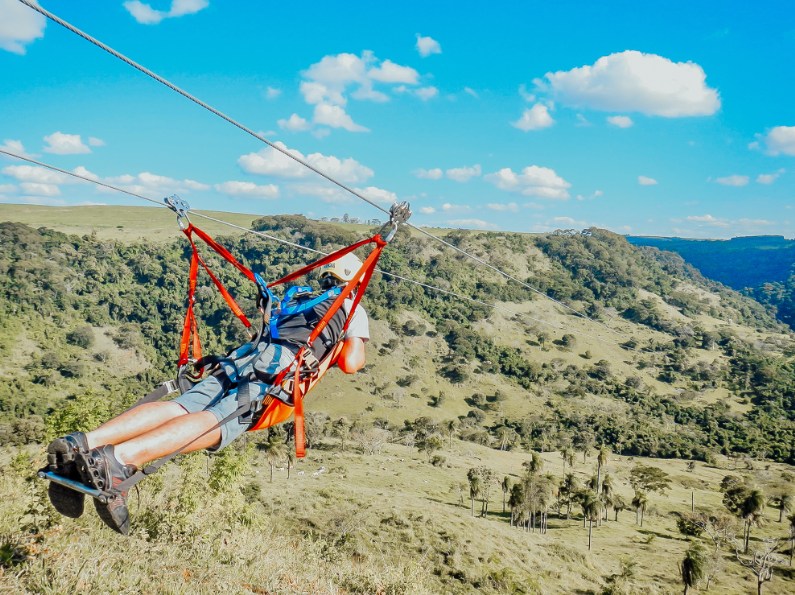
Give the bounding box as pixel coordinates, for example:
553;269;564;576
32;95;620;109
165;195;191;229
380;201;412;243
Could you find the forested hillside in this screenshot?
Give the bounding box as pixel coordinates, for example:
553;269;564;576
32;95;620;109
2;214;795;594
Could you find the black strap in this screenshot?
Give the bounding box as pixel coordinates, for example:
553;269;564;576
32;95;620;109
121;380;179;415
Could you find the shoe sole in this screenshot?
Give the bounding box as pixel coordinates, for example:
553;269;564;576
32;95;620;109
77;450;130;535
46;437;85;518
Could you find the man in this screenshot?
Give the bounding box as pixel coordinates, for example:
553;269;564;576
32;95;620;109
45;253;369;534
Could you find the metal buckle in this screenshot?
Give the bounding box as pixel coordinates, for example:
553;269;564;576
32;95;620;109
164;195;191;229
379;200;412;242
163;379;179;394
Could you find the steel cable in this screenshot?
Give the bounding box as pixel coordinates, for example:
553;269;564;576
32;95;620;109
13;0;628;342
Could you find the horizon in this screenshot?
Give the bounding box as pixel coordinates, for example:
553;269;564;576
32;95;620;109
1;0;794;239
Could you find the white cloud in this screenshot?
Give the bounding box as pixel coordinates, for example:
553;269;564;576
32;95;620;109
757;172;782;184
539;50;720;117
72;165;99;181
576;114;591;126
123;0;209;25
607;115;634;128
523;202;545;210
577;190;603;201
441;203;471;213
416;86;438;101
446;164;481;182
313;103;369;132
715;175;749;186
756;126;795;156
687;214;724;224
367;60;419;84
358;186;397;205
1;164;81;184
484;165;571;200
412;168;443;180
519;84;536;102
0;0;46;55
415;34;441;57
0;139;36;159
638;176;658;185
487;202;519;212
238;141;374;184
43;132;91;155
278;114;313;132
311;128;331;140
464;87;478;99
265;86;282;99
512;103;554;131
103;171;209;194
419;206;436;214
0;184;17;193
214;181;279;199
75;201;107;206
546;216;587;228
448;219;498;230
20;182;61;196
88;137;106;147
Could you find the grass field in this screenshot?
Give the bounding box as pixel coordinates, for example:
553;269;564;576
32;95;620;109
1;205;794;594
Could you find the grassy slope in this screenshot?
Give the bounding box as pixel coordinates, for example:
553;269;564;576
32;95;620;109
1;205;794;594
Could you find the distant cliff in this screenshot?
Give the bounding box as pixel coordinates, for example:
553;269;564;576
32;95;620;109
626;235;795;290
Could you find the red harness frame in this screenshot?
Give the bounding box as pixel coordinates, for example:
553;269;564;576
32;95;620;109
178;223;386;456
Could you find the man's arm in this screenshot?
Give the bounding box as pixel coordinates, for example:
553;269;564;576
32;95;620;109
337;337;366;373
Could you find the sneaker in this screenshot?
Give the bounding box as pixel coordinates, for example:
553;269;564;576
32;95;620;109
76;445;137;535
46;432;89;519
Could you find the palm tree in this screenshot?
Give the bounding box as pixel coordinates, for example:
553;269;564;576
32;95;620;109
777;493;793;523
611;494;627;522
680;541;709;595
632;491;648;526
442;419;459;449
596;446;609;493
285;449;297;479
560;447;572;481
501;476;513;514
469;476;482;518
263;436;288;483
523;451;544;475
601;473;615;523
741;489;766;554
581;491;602;550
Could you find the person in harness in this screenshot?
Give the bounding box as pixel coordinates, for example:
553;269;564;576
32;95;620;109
45;252;370;535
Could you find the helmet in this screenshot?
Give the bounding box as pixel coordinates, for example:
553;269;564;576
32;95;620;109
319;252;363;284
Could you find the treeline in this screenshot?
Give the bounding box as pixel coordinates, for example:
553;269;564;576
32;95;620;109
0;217;793;462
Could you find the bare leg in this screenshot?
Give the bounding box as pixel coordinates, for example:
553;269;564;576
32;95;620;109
113;411;221;468
86;402;188;450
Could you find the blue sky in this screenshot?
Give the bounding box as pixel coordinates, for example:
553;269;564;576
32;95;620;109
1;0;794;238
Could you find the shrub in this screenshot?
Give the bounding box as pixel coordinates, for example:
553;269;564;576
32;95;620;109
66;325;94;349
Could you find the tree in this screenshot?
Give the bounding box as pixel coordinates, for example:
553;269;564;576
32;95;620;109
285;449;297;480
680;541;709;595
725;483;766;554
632;491;649;526
600;473;615;523
560;447;573;481
468;475;481;517
332;418;351;451
788;512;795;566
735;538;782;595
442;419;459;449
581;490;601;550
522;451;544;475
596;445;609;493
263;435;288;483
420;434;444;462
773;492;793;523
501;476;513;514
66;324;94;348
629;464;671;525
537;331;550;349
450;481;467;507
680;511;736;553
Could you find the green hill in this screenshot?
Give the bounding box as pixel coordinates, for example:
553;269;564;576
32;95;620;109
1;205;794;594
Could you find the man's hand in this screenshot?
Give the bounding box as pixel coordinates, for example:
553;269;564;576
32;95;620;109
337;337;366;373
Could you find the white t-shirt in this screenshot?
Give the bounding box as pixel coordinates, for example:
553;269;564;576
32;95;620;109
343;299;370;342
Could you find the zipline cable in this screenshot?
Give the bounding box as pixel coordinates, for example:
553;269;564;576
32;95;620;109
14;0;628;342
0;149;625;345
